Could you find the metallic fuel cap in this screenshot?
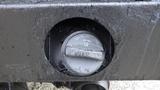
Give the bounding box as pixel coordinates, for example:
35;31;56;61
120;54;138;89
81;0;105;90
61;31;105;76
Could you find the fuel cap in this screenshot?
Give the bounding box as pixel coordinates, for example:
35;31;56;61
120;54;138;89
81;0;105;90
61;31;105;76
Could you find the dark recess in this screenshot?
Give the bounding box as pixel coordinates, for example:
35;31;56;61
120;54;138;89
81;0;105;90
44;17;115;76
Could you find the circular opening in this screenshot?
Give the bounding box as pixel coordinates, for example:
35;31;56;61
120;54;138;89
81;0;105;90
44;17;114;76
81;84;106;90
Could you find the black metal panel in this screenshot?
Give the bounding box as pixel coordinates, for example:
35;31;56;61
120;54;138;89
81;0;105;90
0;2;160;81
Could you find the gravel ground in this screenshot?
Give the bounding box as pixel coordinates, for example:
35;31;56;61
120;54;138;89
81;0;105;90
27;81;160;90
27;82;70;90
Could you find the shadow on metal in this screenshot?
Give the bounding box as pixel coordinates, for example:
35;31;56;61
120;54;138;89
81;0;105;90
73;81;109;90
0;83;28;90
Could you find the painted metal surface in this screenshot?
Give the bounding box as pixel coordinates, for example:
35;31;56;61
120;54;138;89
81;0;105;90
0;0;136;4
0;2;160;81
